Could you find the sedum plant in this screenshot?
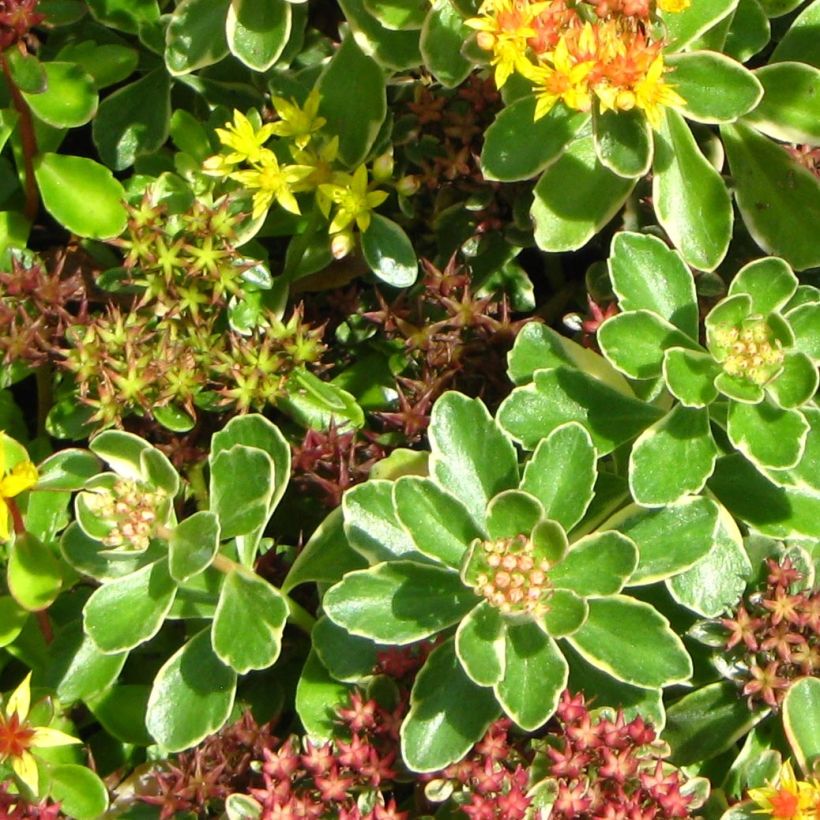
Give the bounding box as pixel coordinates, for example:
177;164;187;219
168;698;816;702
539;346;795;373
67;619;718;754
316;390;729;772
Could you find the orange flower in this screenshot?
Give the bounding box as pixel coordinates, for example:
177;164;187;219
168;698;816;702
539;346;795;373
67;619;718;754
748;760;815;820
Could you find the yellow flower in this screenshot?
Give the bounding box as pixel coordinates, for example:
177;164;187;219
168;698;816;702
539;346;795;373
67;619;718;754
658;0;691;12
203;110;276;174
269;89;326;150
318;164;389;234
748;760;815;820
229;150;314;219
0;673;80;794
521;37;595;120
0;434;37;542
633;55;686;130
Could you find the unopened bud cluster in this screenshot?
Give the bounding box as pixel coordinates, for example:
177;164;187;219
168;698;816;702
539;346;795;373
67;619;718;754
85;479;165;552
713;320;784;385
474;534;552;617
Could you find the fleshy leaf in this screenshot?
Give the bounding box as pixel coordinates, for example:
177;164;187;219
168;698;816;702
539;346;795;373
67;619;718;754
661;0;739;51
455;601;506;687
485;490;544;540
565;595;692;688
728;256;798;314
420;0;472;88
766;352;819;409
608;232;698;339
7;533;63;612
604;497;719;585
499;368;662;454
593;107;652;178
23;62;97;128
519;422;597;532
168;511;220;584
727;398;809;469
495;621;567;731
770;0;820;66
211;570;288;673
782;677;820;774
539;589;588;638
549;531;638;597
226;0;291;71
361;214;418;287
311;616;379;683
663;348;721;407
165;0;230;76
323;561;477;644
629;405;718;506
653;109;732;272
145;628;236;752
429;392;519;529
401;638;500;772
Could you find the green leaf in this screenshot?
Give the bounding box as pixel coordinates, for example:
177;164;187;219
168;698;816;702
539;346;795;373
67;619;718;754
48;765;109;820
210;414;290;514
498;367;663;454
598;310;701;380
55;41;139;89
343;480;419;562
728;256;797;314
549;531;638;596
723;0;771;63
495;621;567;730
456;601;506;687
429;392;518;529
22;62;97;128
317;34;386;167
212;570;288;673
146;628;236;752
420;0;472;87
767;352;819;409
280;368;365;430
745;62;820;145
86;684;151;744
665;682;766;765
0;596;27;647
393;476;481;569
227;0;291;71
361;214;418;287
86;0;159;33
209;445;275;539
34;153;127;239
540;589;588;638
41;620;127;703
770;0;820;66
721;121;820;271
481;97;588;182
786;302;820;363
84;559;176;652
89;429;150;480
765;405;820;492
608;231;699;339
324;561;477;644
60;521;161;582
283;507;368;592
629;406;718;506
663;348;721;407
661;0;740;50
666;51;762;124
165;0;230;75
34;449;100;492
485;490;544;540
7;533;63;611
593;108;652;178
653;109;732;271
364;0;427;28
531;132;635;252
401;638;500;772
168;511;220;584
311;616;378;683
337;0;422;70
507;322;632;394
605;496;719;585
782;677;820;774
92;68;171;170
566;595;692;688
709;452;820;538
520;422;596;533
666;503;752;617
728;398;809;469
757;0;806;15
7;50;47;94
295;650;351;740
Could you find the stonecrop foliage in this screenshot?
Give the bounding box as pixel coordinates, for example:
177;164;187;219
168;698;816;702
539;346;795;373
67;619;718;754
0;0;818;816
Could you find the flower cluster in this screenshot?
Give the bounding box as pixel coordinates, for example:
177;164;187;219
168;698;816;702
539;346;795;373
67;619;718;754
131;693;408;819
0;0;45;51
466;0;687;127
720;557;819;709
538;691;695;818
62;194;325;426
204;98;396;257
747;759;820;820
710;319;785;387
0;780;62;820
423;718;533;819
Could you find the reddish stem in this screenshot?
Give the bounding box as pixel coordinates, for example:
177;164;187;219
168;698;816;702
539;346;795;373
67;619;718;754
7;496;25;535
0;50;39;222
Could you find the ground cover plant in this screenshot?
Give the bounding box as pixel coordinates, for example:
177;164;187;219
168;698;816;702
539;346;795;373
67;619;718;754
0;0;818;817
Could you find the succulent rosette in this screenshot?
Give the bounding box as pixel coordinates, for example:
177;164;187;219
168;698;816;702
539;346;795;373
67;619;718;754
321;391;707;772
